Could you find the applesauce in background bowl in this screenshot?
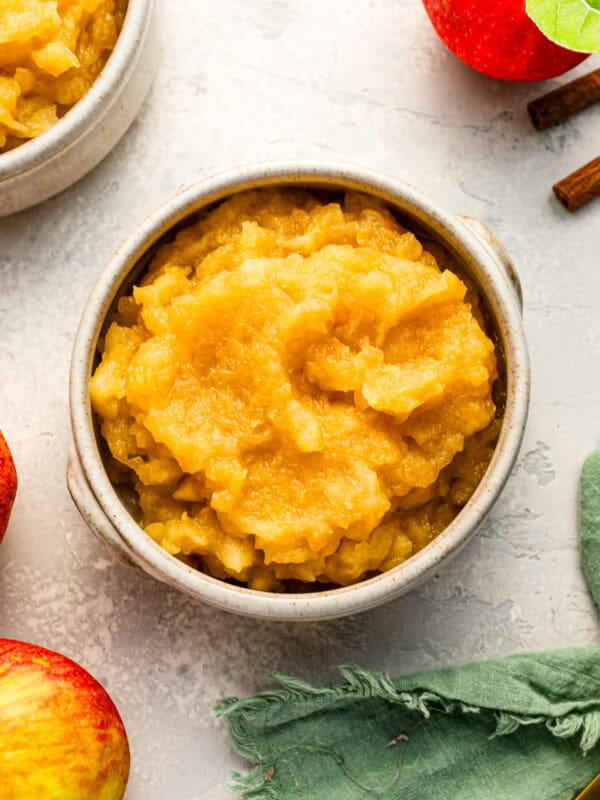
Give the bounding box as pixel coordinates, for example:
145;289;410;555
68;162;529;621
0;0;157;217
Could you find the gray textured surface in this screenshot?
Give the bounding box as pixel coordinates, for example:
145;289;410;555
1;2;599;797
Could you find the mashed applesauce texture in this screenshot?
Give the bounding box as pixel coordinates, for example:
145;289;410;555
0;0;126;152
90;190;499;591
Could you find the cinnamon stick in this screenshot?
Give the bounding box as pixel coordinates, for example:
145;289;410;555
553;156;600;212
528;68;600;131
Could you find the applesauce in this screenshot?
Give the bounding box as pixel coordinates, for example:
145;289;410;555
0;0;127;152
90;189;500;591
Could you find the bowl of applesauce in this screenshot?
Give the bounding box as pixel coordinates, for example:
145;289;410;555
68;162;529;620
0;0;157;217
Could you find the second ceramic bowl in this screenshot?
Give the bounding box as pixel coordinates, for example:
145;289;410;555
0;0;157;217
68;162;529;621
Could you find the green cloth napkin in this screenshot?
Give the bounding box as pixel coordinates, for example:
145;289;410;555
217;649;600;799
217;455;600;799
581;450;600;607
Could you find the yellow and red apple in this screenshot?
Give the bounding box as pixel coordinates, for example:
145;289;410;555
0;640;130;800
0;430;17;543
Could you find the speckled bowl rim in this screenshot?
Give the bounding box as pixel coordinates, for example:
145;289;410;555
70;162;530;620
0;0;152;181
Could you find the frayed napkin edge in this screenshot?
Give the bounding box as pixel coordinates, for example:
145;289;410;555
215;666;600;799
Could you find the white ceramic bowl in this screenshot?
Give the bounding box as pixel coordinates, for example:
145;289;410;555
0;0;157;217
68;162;530;621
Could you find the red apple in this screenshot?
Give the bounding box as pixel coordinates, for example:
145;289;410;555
0;640;130;800
422;0;589;81
0;430;17;543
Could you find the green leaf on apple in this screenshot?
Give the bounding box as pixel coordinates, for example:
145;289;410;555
527;0;600;52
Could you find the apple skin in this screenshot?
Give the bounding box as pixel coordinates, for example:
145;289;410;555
0;640;130;800
0;430;17;543
422;0;589;81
